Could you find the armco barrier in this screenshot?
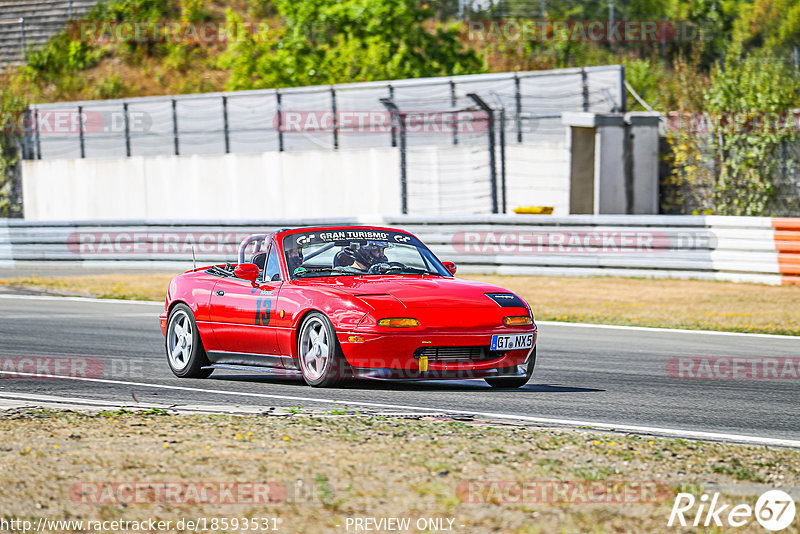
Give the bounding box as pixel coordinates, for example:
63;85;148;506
0;215;798;285
773;218;800;285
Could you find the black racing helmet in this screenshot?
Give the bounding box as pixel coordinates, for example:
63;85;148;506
334;241;389;268
361;240;389;265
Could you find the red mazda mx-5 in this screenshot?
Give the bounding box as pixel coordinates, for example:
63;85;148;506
159;226;537;388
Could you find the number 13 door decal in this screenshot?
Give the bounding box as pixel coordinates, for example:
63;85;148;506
255;297;271;326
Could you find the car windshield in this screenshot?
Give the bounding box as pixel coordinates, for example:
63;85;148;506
283;229;451;279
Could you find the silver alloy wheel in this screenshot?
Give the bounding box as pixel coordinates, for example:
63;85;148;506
167;309;193;371
299;316;330;381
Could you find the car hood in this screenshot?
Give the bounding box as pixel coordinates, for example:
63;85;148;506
328;276;518;309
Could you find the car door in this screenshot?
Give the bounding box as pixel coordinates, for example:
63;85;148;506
208;241;283;365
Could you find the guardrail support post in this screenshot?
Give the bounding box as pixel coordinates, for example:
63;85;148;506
330;87;338;150
450;80;458;146
581;68;589;112
514;74;522;143
222;95;230;154
380;98;407;214
123;103;131;157
276;91;283;152
491;92;507;214
34;107;41;160
77;105;85;158
20;109;33;160
171;99;179;156
388;85;396;148
19;18;26;59
467;93;498;214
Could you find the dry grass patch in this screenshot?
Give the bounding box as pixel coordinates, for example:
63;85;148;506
0;273;176;301
1;408;798;534
463;274;800;336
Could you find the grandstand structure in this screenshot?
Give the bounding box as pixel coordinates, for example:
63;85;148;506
0;0;96;68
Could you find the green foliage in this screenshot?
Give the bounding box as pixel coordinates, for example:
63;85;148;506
25;31;102;79
664;48;800;216
0;90;27;218
219;0;485;90
676;0;740;69
180;0;211;23
88;0;178;57
245;0;277;20
90;0;176;23
623;57;666;111
734;0;800;52
91;72;126;99
704;48;800;215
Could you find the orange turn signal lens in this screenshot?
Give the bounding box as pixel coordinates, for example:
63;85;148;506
377;318;420;328
347;335;365;343
504;316;532;326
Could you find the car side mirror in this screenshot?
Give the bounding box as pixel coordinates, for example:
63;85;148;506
442;261;457;275
234;263;259;283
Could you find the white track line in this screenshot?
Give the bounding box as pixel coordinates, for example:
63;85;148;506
537;321;800;340
0;294;162;306
1;371;798;448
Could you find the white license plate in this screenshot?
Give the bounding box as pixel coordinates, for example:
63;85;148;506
491;333;534;351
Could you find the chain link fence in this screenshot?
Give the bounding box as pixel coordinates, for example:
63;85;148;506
661;131;800;217
23;65;624;161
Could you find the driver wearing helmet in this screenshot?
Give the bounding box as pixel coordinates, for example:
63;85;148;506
362;240;389;265
285;242;304;274
334;241;389;271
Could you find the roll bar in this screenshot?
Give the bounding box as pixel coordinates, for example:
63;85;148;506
237;234;273;265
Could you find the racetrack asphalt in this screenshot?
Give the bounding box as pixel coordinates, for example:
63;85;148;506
0;294;798;444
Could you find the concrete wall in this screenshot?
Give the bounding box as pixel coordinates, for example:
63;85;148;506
405;141;569;215
22;148;402;220
562;112;661;215
506;141;570;214
21;141;570;220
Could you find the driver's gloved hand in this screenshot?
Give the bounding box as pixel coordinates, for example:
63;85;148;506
368;263;390;274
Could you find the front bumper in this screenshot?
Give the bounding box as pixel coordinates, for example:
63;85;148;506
337;327;536;379
350;363;529;380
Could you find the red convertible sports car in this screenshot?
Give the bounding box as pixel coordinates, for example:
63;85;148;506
159;226;537;388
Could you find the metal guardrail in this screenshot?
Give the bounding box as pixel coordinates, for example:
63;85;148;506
1;215;797;285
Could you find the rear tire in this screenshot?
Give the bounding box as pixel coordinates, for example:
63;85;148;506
165;303;213;378
485;347;536;389
297;312;350;387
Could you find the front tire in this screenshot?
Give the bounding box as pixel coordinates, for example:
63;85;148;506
165;303;212;378
484;347;536;389
297;312;350;387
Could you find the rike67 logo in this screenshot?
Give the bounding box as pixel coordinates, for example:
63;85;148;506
668;490;796;531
